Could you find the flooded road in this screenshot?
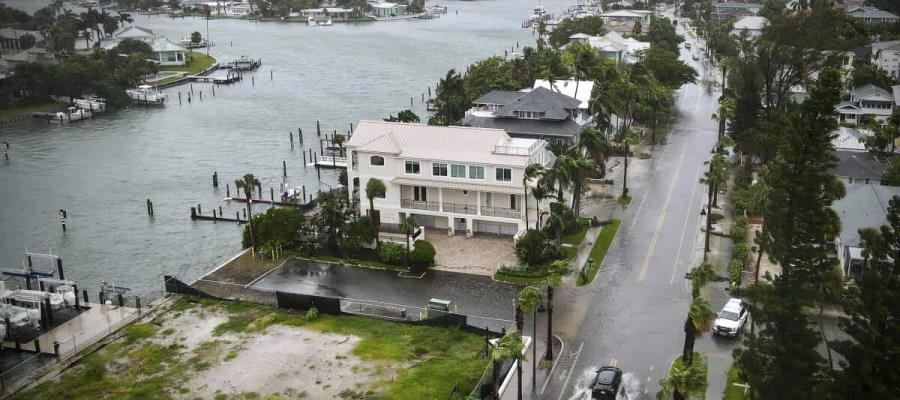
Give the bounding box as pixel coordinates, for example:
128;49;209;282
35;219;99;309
0;0;567;296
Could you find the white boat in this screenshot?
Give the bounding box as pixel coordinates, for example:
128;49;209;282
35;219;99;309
127;85;167;105
73;96;106;112
307;16;333;26
224;56;261;71
0;304;32;327
178;38;212;49
55;284;77;306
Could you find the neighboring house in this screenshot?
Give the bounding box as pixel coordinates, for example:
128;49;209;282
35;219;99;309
603;19;644;37
598;9;651;26
0;29;43;52
533;79;594;112
832;150;887;185
301;8;354;20
832;184;900;276
151;38;187;66
836;84;895;125
113;25;155;42
1;47;57;70
568;31;650;64
848;6;899;24
871;40;900;79
371;2;407;17
346;120;554;237
463;86;589;146
730;16;768;38
893;85;900;109
712;2;763;20
832;126;871;152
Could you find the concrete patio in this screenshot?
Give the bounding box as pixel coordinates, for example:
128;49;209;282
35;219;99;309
427;232;518;276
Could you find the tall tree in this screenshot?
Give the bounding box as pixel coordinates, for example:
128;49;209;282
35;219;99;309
235;174;261;251
516;286;543;397
364;178;386;248
736;69;845;399
544;260;571;361
523;163;544;229
429;69;467;126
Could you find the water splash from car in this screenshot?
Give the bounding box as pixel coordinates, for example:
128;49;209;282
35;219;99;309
568;367;643;400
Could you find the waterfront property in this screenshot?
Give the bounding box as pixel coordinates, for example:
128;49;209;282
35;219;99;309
833;184;900;276
0;28;44;52
712;2;763;21
730;16;768;38
371;2;408;18
464;86;590;146
346;121;554;237
567;31;650;64
112;25;155;42
871;40;900;79
835;84;895;125
847;6;899;24
151;38;188;66
301;7;354;21
598;9;651;34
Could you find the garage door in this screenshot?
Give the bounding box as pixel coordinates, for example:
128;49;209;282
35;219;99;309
475;221;518;236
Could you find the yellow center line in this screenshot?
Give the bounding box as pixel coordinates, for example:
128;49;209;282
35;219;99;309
638;137;688;282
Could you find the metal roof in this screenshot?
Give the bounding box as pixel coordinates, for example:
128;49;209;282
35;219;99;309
493;87;581;120
831;150;887;181
833;184;900;247
463;115;582;138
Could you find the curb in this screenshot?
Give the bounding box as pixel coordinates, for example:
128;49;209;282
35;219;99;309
540;334;566;394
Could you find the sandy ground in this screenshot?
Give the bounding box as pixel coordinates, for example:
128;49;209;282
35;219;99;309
427;233;518;276
153;305;399;399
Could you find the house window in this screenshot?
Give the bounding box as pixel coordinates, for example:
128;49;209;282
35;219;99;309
510;194;518;210
413;186;427;201
451;164;466;178
405;160;420;174
433;163;448;176
496;168;512;182
514;111;545;119
370;155;385;166
469;165;485;179
374;188;386;199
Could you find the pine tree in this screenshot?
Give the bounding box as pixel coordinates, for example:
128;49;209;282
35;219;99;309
829;197;900;398
735;69;844;399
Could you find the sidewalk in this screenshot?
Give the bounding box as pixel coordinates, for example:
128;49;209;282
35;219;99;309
500;312;562;400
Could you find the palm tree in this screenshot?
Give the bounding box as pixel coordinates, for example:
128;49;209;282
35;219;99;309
681;264;716;367
621;130;640;199
523;163;545;229
579;127;610;178
402;214;419;271
546;202;569;246
657;359;705;400
117;11;134;26
544;259;571;361
555;150;594;217
365;178;386;247
491;331;525;400
743;175;770;283
530;184;552;230
711;96;736;144
235;174;261;252
686;263;714;300
332;133;346;158
700;153;726;258
516;286;543;396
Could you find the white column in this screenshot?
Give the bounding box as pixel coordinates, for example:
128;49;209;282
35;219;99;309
438;187;443;212
520;194;526;218
448;216;454;236
466;218;474;237
476;191;481;216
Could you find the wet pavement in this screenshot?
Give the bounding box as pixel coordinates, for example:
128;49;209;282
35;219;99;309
538;11;734;400
250;258;520;323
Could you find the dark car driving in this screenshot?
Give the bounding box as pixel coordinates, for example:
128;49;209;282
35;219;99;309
592;366;622;399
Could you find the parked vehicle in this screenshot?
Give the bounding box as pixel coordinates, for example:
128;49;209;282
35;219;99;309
685;42;691;49
591;366;622;399
714;298;749;337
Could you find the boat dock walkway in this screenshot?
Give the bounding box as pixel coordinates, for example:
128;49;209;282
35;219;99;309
225;196;314;209
187;74;242;84
306;155;348;169
2;302;139;356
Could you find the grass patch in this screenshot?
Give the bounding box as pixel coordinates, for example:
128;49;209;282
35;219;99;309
123;323;157;343
617;195;632;206
158;52;217;74
308;254;402;271
576;219;621;286
494;265;551;285
0;102;61;119
723;363;746;400
561;218;591;246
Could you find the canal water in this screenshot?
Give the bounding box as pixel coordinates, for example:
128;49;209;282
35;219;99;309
0;0;569;297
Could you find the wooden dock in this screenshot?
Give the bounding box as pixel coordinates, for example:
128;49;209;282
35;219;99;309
190;207;248;223
225;196;314;209
187;74;242;84
307;155;348;169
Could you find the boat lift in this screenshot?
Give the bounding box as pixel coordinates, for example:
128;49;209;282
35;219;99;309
1;251;66;290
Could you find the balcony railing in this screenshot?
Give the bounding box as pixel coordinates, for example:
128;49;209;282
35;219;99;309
400;199;518;218
481;206;520;219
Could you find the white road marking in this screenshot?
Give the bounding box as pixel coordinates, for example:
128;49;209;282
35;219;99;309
558;342;585;400
671;163;705;284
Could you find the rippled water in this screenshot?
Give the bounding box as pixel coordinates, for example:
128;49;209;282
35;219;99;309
0;0;570;297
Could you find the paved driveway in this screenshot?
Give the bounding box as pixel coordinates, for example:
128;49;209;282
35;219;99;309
427;233;518;276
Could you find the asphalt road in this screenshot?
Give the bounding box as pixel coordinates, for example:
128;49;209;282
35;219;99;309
538;16;732;400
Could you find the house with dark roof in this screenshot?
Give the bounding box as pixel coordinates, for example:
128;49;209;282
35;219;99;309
836;84;895;125
848;6;899;24
463;87;590;146
832;150;887;185
833;184;900;276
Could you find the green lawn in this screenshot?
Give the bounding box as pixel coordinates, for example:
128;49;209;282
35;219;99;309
723;364;747;400
0;102;61;119
576;219;621;286
16;297;487;400
159;51;217;74
561;218;591;246
494;268;550;285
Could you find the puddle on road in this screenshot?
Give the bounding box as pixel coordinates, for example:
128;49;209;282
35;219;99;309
569;367;644;400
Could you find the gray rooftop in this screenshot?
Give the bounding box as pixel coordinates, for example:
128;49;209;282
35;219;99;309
833;184;900;247
473;90;527;106
463;114;582;138
831;150;887;182
872;40;900;52
492;87;581;120
848;6;899;19
852;84;893;102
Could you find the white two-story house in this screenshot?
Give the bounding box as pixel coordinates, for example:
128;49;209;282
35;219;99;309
346;121;554;238
836;84;895;125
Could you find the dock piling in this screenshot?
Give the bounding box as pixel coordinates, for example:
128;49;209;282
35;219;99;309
212;209;217;221
270;187;275;208
290;132;294;149
197;204;202;214
178;92;182;105
147;199;154;216
212;85;215;96
428;86;431;97
190;83;193;94
316;121;321;136
302;185;306;202
283;160;287;177
299;128;304;145
219;206;223;216
226;183;230;198
199;90;203;101
410;97;414;107
270;70;273;80
252;76;255;86
213;171;219;187
57;257;65;280
303;151;307;166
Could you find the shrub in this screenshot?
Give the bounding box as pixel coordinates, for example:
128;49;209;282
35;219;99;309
516;229;548;265
378;242;405;266
306;307;319;320
410;240;436;268
732;243;749;263
734;215;748;229
729;259;743;286
730;224;747;242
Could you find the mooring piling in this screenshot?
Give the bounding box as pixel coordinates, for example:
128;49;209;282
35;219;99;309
226;183;230;198
58;209;67;232
178;92;182;105
299;128;304;145
219;206;223;216
197;204;202;214
199;90;203;101
303;151;307;166
146;199;154;216
316;120;321;136
213;171;219;187
270;70;273;80
290;132;294;149
252;76;255;86
212;85;215;96
282;160;287;176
